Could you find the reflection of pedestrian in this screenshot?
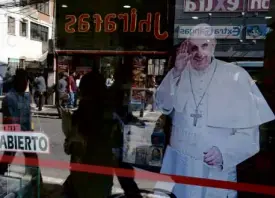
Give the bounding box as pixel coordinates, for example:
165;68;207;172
68;71;77;108
34;71;46;111
62;71;114;198
111;115;142;198
0;69;43;197
75;73;82;88
3;66;15;94
58;72;69;108
74;73;82;107
106;74;114;87
126;130;131;141
28;73;35;105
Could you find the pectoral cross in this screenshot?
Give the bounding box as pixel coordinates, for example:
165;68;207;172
190;109;202;126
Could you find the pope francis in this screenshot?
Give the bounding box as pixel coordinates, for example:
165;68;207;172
155;23;275;198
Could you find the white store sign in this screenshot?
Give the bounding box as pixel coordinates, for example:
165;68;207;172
178;25;242;39
183;0;244;12
0;131;50;154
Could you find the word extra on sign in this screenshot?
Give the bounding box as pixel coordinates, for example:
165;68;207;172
183;0;244;12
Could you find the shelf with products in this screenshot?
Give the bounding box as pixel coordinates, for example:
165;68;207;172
130;56;167;113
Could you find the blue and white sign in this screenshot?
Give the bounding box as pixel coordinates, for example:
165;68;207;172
178;25;242;39
246;24;271;39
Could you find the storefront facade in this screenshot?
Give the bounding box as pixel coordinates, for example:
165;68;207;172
174;0;270;62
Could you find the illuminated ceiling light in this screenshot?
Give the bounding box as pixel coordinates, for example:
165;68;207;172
265;16;272;19
241;12;245;16
61;4;68;8
207;40;210;42
123;5;131;8
240;39;243;42
192;16;199;19
208;13;212;16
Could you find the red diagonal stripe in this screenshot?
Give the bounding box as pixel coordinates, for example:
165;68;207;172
1;154;275;195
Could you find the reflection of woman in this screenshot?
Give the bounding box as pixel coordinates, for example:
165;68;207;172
62;71;114;198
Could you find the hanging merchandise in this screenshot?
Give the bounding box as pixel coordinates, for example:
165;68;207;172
131;56;147;111
147;59;166;76
159;59;165;75
154;59;160;75
132;56;147;88
148;59;154;75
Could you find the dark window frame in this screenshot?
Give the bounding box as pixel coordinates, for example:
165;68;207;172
7;16;16;35
34;1;50;15
30;22;49;42
19;20;28;37
19;0;28;6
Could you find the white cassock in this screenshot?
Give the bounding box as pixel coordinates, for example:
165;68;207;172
155;59;275;198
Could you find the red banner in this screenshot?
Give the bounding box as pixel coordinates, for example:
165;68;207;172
247;0;270;11
1;154;275;196
183;0;244;12
3;124;21;132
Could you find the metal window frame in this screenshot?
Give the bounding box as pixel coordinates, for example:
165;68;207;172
30;22;49;42
19;20;28;37
7;16;15;35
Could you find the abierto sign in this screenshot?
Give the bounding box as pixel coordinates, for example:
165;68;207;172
178;25;242;39
183;0;244;12
247;0;270;11
0;131;50;154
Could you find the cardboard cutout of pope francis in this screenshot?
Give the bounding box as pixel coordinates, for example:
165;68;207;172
155;23;275;198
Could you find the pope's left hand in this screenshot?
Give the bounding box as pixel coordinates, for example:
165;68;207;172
203;146;223;166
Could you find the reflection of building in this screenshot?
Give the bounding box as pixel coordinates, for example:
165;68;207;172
0;1;54;77
174;0;270;62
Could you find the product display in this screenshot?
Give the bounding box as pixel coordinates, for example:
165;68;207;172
122;124;163;167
